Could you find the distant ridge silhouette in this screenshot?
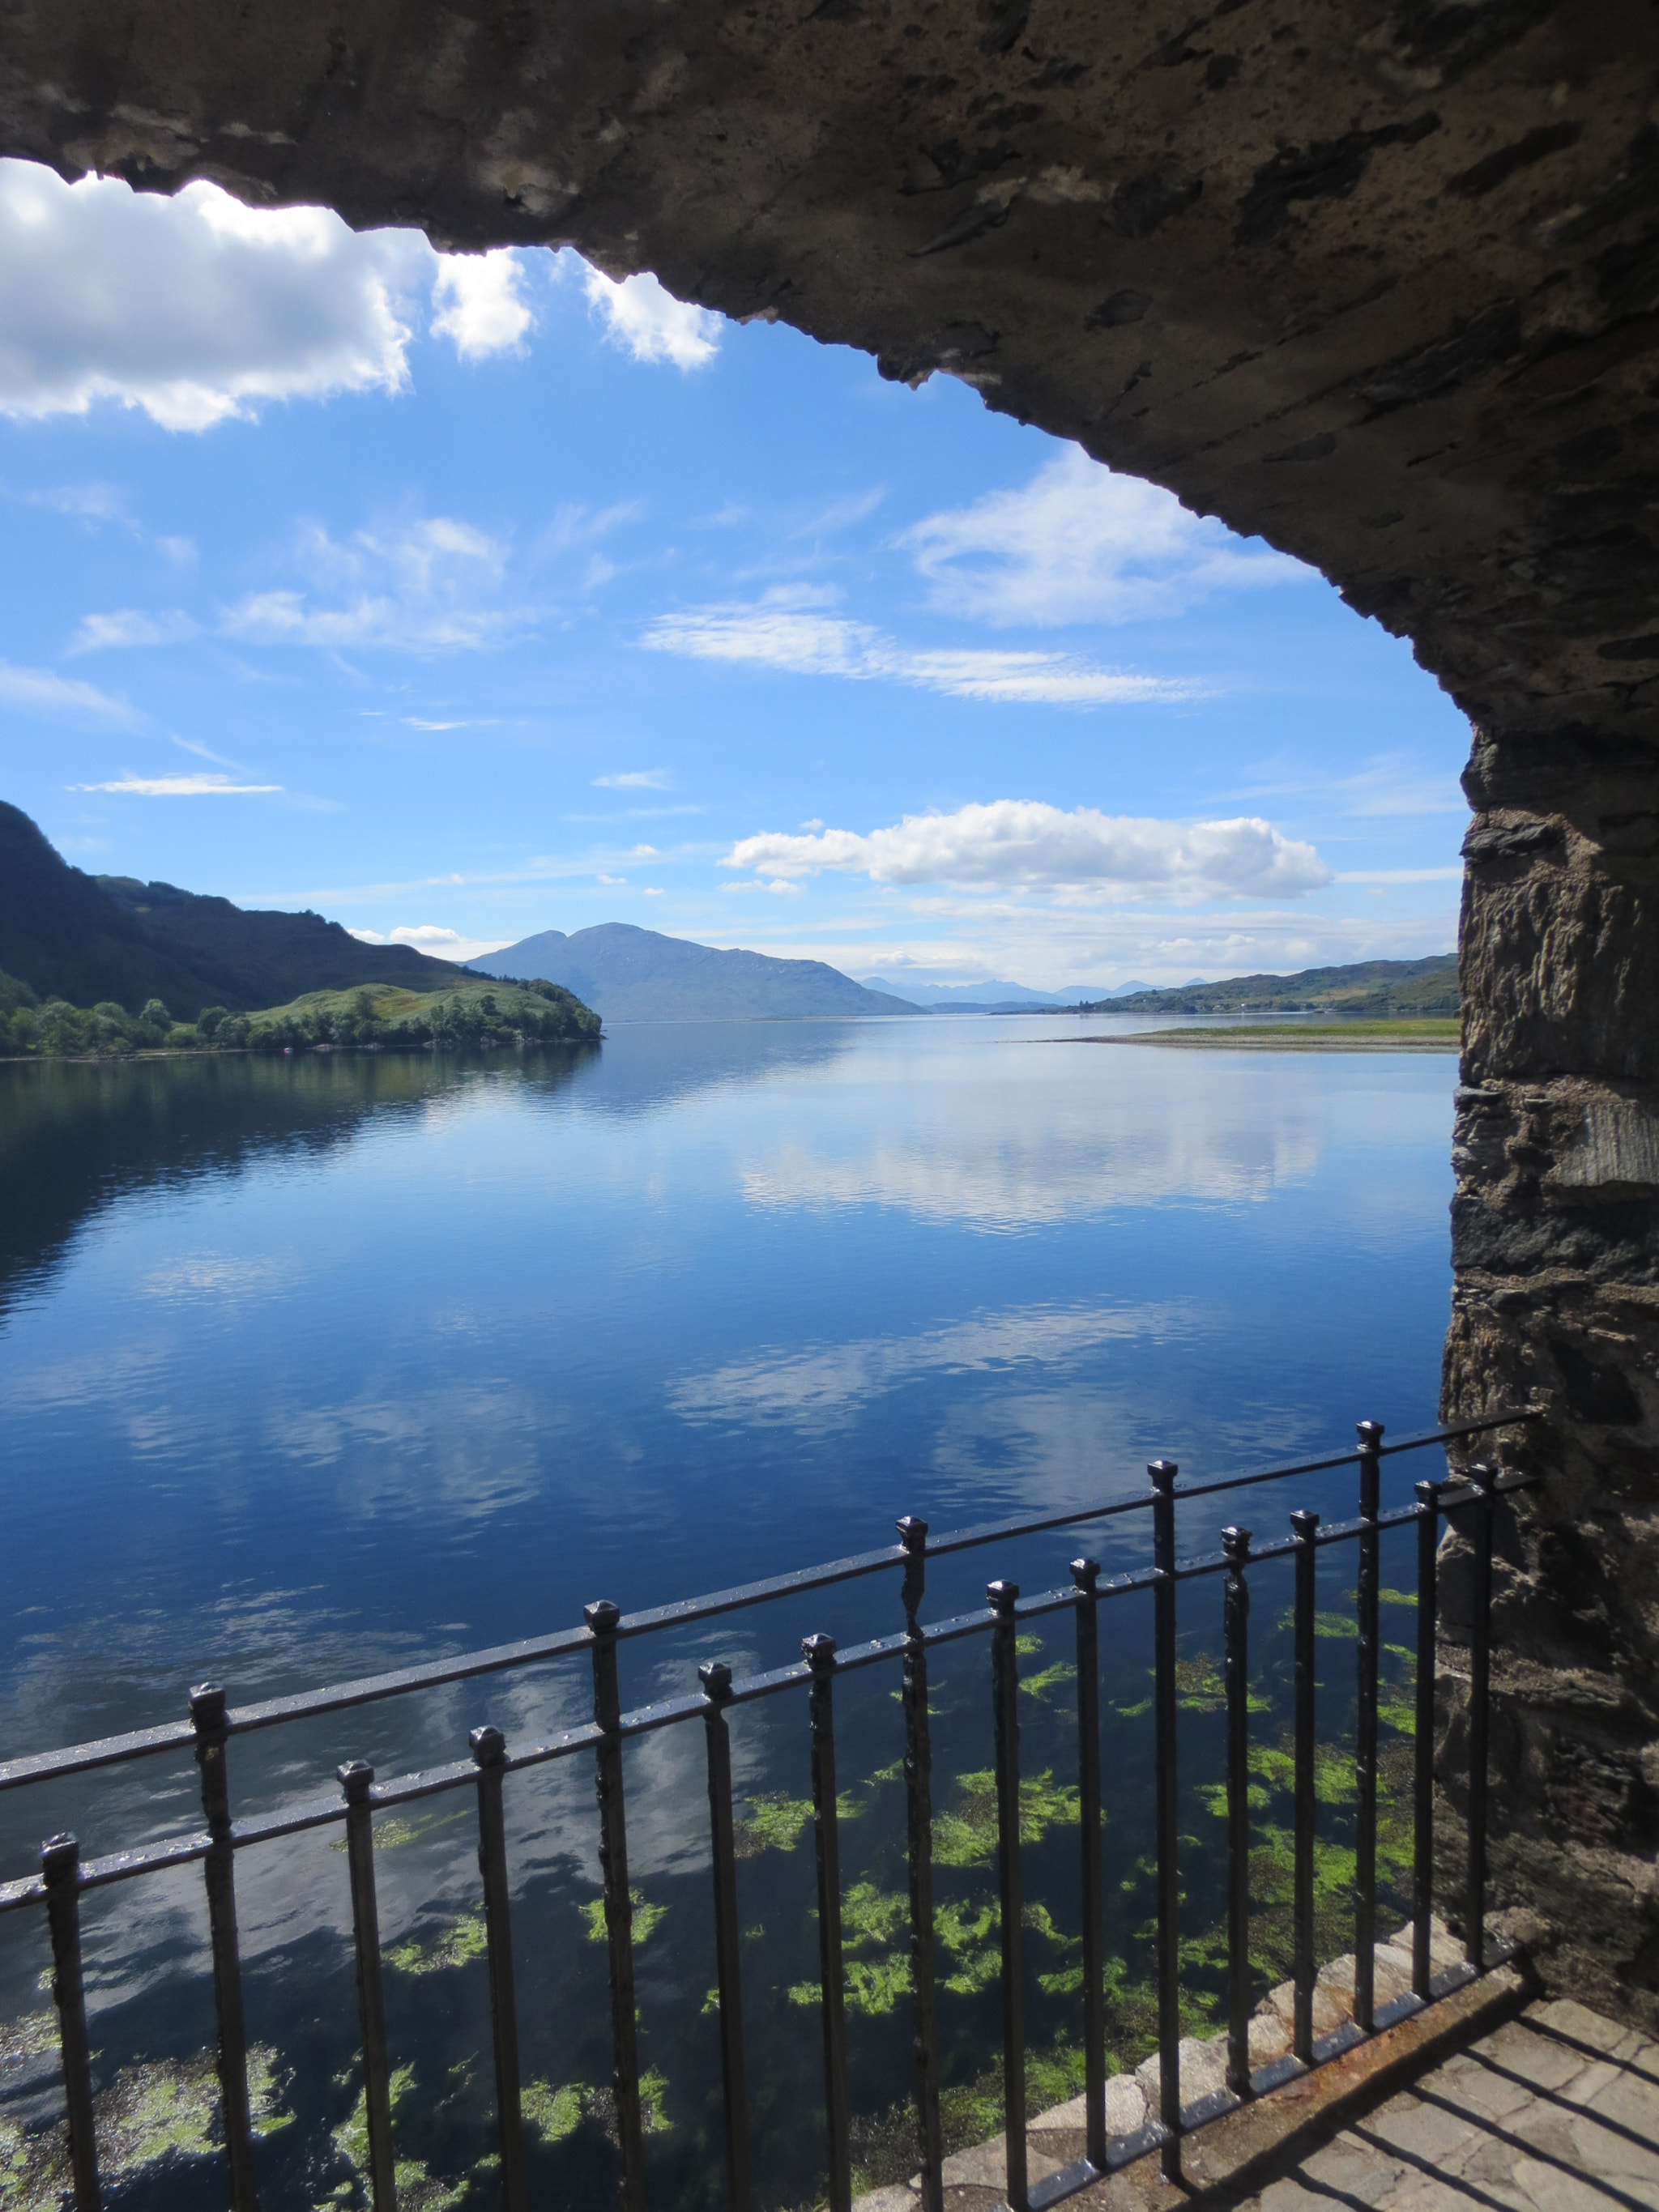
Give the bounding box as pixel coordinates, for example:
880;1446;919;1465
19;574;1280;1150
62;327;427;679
468;923;924;1022
0;801;470;1015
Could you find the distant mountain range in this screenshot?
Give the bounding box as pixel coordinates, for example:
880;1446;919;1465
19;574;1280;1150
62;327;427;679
468;924;923;1021
1081;956;1459;1017
860;974;1163;1012
2;797;1459;1033
0;802;471;1016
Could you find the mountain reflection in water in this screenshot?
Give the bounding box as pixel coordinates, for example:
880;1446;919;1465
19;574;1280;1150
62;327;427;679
0;1018;1457;2212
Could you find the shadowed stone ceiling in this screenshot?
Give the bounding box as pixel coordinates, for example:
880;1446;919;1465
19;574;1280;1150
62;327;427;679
2;0;1656;743
4;1;1657;2023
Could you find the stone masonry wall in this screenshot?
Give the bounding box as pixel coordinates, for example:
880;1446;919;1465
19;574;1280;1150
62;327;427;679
1440;717;1659;2029
1;0;1656;2018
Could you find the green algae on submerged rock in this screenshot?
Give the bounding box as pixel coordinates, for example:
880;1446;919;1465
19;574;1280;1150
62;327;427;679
0;2042;293;2212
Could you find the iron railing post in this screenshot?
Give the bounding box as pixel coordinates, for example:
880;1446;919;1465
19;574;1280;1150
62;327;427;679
42;1832;100;2212
339;1760;397;2212
190;1680;259;2212
701;1660;751;2212
804;1634;852;2212
1354;1422;1383;2033
1149;1459;1181;2178
1071;1557;1106;2172
1290;1508;1320;2064
1412;1479;1441;1998
1465;1464;1496;1971
898;1515;943;2212
586;1599;646;2209
471;1724;527;2212
989;1579;1028;2212
1222;1527;1252;2099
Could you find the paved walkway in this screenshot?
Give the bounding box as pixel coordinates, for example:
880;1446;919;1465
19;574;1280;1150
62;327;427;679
855;1981;1658;2212
1227;2000;1659;2212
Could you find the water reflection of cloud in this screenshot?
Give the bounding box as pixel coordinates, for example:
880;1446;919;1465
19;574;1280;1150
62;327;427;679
35;1637;761;2015
667;1300;1195;1431
920;1385;1333;1532
138;1252;301;1302
740;1105;1323;1234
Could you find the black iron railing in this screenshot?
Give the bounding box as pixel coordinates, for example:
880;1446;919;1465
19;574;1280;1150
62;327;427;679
0;1411;1533;2212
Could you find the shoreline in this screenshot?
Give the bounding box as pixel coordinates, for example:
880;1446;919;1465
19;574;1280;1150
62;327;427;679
1037;1022;1458;1053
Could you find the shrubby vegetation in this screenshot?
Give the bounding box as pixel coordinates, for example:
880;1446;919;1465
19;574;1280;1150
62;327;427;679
239;978;599;1051
0;970;599;1059
0;968;191;1057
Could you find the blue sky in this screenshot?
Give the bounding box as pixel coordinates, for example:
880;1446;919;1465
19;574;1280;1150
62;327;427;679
0;160;1470;991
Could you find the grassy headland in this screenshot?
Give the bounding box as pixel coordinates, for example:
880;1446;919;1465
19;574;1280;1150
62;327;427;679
1079;956;1458;1019
1062;1019;1459;1051
0;973;599;1059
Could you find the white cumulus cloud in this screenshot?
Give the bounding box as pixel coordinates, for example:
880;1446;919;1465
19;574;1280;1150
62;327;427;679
582;265;723;369
901;444;1307;626
642;588;1191;705
0;660;145;728
723;799;1333;901
0;160;424;430
348;924;508;961
431;250;533;359
0;160;537;433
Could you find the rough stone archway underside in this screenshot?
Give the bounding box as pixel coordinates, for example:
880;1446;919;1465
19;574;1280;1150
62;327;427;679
4;1;1655;2017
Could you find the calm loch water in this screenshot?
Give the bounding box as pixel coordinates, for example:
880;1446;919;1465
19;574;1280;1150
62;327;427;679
0;1018;1460;2210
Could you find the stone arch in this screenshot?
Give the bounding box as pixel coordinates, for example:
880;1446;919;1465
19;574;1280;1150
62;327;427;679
3;0;1654;2018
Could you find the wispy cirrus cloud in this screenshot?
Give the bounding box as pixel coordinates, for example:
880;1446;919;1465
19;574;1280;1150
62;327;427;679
900;443;1307;627
1218;754;1466;820
795;488;886;537
593;769;671;790
221;514;529;653
70;608;198;653
20;481;131;522
1337;867;1462;884
0;660;145;728
68;773;282;795
642;587;1193;706
723;799;1333;901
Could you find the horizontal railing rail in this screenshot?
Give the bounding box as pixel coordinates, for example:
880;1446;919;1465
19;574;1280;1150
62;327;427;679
0;1409;1523;1796
0;1408;1537;2212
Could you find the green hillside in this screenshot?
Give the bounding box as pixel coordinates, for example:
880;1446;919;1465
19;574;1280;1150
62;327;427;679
1079;955;1459;1018
238;981;599;1051
0;802;473;1014
0;974;598;1059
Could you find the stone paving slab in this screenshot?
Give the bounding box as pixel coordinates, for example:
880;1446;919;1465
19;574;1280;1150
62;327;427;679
1232;2000;1659;2212
852;1919;1479;2212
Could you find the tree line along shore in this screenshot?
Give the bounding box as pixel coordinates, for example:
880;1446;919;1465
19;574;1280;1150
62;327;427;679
0;974;599;1060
